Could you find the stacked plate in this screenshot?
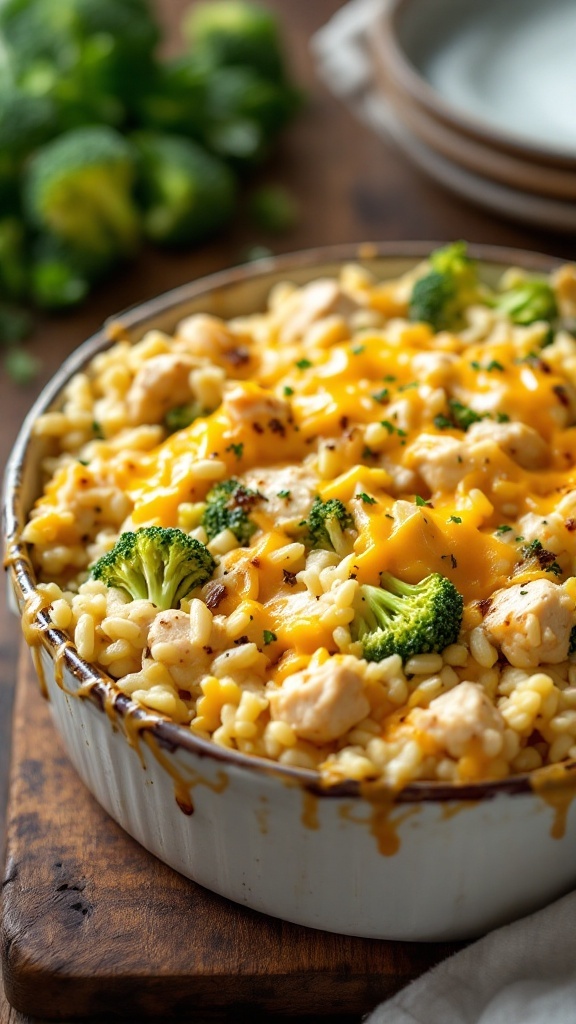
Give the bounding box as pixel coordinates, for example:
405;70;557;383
368;0;576;232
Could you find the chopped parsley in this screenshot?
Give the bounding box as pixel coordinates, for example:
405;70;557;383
277;489;291;499
226;442;244;460
546;562;562;576
448;400;484;431
496;524;513;534
470;359;504;372
433;400;487;432
351;344;365;355
358;492;377;504
415;495;432;507
447;515;462;524
372;388;389;404
434;414;453;430
283;385;294;396
92;421;104;439
263;630;277;645
398;381;418;392
522;538;543;556
295;358;312;370
380;420;407;437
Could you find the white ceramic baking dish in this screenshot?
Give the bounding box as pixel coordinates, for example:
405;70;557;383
4;243;576;941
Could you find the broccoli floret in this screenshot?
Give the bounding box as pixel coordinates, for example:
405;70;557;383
90;526;215;609
29;234;91;309
494;275;558;325
132;131;236;246
305;496;354;555
23;125;140;265
0;0;160;128
183;0;288;83
0;89;58;187
353;571;464;663
409;241;481;332
202;65;301;163
164;400;207;433
133;54;211;138
201;478;261;545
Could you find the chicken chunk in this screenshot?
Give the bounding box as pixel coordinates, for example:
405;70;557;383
466;421;549;470
222;383;292;429
482;579;575;668
175;313;243;360
147;609;210;687
268;655;370;744
411;351;459;387
126;354;196;425
411;682;506;759
405;434;476;493
277;279;358;345
240;464;318;529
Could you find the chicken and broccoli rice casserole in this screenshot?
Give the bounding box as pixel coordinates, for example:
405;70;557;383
22;243;576;788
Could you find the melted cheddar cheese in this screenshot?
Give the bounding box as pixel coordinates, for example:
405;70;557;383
22;254;576;789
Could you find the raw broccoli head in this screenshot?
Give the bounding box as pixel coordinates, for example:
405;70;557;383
0;0;160;128
201;478;262;545
90;526;215;610
0;88;58;181
494;276;558;325
133;54;211;138
354;571;464;663
23;125;140;264
132;131;236;246
29;234;91;310
183;0;288;83
409;241;481;332
305;496;354;555
202;65;302;163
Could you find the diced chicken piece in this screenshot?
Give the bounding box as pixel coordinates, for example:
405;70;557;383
240;464;318;528
147;609;211;687
277;279;358;345
126;353;196;425
268;655;370;744
223;383;292;428
516;511;565;554
466;421;549;470
411;682;506;759
175;313;244;360
405;434;476;493
482;579;575;668
148;610;193;664
411;351;459;387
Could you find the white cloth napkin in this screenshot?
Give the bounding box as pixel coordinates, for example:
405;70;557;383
364;889;576;1023
312;4;576;1020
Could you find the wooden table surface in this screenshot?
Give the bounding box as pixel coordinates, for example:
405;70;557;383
1;1;574;1020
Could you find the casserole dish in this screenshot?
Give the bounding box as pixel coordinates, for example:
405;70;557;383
5;242;576;941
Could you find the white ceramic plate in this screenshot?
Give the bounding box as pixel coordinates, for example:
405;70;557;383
370;99;576;234
409;0;576;161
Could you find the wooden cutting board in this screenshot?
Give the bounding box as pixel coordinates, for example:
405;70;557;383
1;648;461;1021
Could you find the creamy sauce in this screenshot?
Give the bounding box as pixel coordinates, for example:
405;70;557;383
531;763;576;840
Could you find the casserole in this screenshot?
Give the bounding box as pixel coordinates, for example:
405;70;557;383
5;242;576;940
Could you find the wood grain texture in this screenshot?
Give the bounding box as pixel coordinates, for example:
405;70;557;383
1;649;461;1021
